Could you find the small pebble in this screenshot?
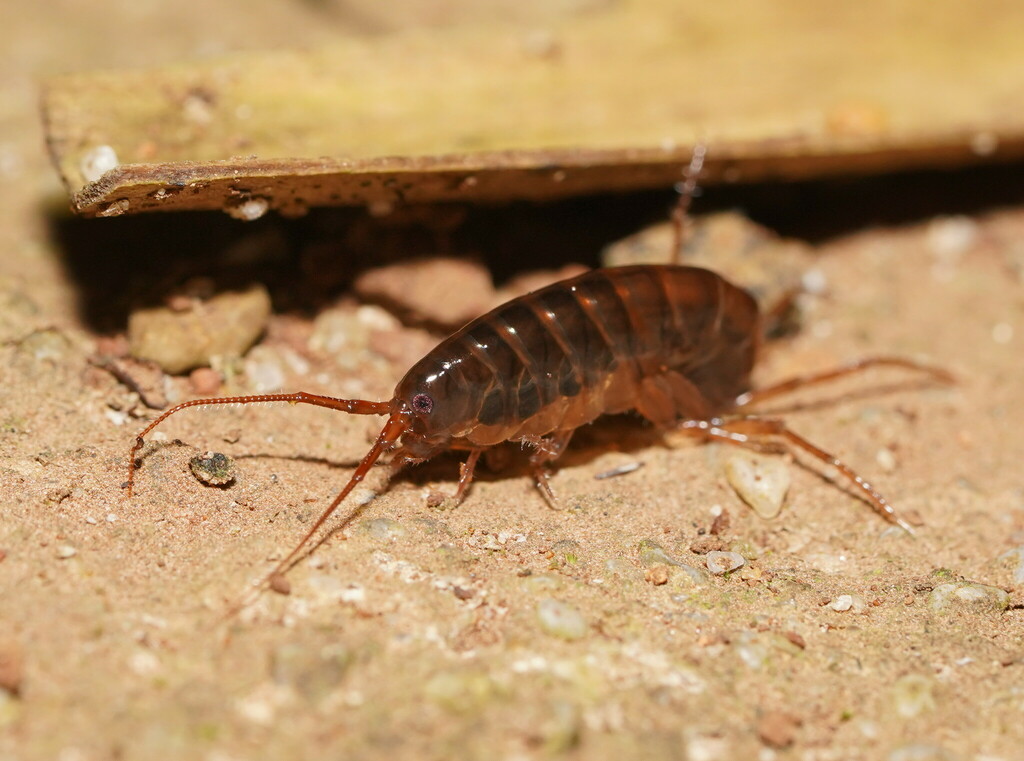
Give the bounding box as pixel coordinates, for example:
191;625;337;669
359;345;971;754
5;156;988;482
995;547;1024;585
926;216;977;259
637;539;679;567
353;258;495;329
425;492;448;509
360;517;407;542
757;710;801;749
723;453;790;519
242;345;287;393
269;573;291;596
733;633;769;670
189;367;222;395
829;594;867;613
645;565;670;585
56;545;77;559
17;328;72;364
637;540;708;585
189;452;236;487
783;631;806;649
602;557;642;582
0;641;24;696
875;447;897;473
706;550;745;575
128;284;272;374
536;599;588;640
928;582;1009;613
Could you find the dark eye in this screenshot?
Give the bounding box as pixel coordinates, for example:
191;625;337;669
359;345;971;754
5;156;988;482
412;393;434;414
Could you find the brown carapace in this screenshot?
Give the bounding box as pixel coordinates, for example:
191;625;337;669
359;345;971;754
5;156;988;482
126;264;953;593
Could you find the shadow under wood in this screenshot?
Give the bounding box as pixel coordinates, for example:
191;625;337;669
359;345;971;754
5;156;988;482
45;158;1024;337
44;194;658;335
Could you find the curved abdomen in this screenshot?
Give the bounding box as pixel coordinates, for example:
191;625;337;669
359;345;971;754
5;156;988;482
397;266;761;446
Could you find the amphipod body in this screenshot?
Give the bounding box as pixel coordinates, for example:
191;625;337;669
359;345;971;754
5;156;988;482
127;263;949;591
392;265;758;462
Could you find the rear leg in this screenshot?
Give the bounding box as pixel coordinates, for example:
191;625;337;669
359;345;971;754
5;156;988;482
735;356;955;409
678;416;915;533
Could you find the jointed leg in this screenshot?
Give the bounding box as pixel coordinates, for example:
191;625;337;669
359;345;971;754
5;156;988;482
395;444;483;508
524;430;576;506
678;416;914;533
734;356;955;409
453;448;484;504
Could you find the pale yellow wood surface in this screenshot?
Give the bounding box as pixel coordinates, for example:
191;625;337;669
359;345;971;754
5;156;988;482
43;0;1024;216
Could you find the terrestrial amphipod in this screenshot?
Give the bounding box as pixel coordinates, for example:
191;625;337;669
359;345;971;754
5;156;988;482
127;264;951;588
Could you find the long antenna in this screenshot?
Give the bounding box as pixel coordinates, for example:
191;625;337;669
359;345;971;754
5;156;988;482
126;392;393;495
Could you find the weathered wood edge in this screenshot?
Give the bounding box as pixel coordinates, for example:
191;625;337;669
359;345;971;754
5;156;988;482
61;132;1022;218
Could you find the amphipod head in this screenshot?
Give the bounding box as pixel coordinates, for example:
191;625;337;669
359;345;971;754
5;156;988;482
392;353;476;460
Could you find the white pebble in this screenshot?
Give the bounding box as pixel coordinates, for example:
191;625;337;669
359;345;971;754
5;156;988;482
996;547;1024;584
875;448;897;473
79;145;119;183
243;346;287;392
706;551;745;575
103;408;129;427
929;582;1009;613
926;216;977;260
355;304;401;331
352;488;377;507
536;599;588;640
56;545;78;559
723;453;790;519
801;267;828;295
128;650;162;676
828;594;867;613
339;584;366;603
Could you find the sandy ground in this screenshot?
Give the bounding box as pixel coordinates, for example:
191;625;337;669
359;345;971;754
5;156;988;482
2;4;1024;761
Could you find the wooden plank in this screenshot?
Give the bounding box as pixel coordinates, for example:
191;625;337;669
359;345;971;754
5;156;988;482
42;0;1024;217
